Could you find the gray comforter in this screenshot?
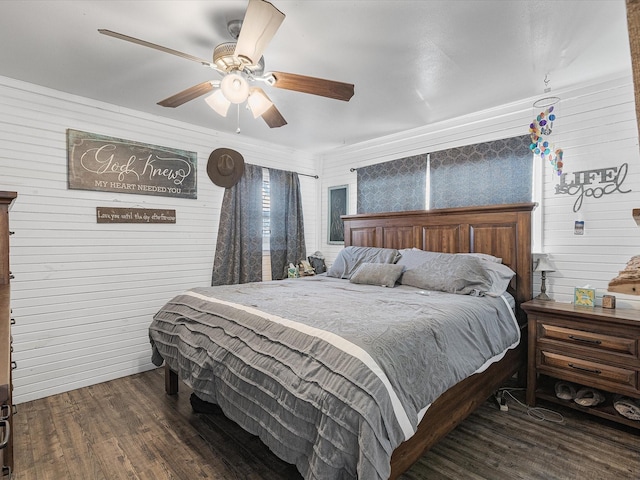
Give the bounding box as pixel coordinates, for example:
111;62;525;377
149;275;519;480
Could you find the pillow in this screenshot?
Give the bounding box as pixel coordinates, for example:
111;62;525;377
400;253;487;295
396;248;440;270
480;261;516;296
400;252;492;296
396;248;502;270
327;246;402;279
460;252;503;264
400;252;516;296
349;263;405;288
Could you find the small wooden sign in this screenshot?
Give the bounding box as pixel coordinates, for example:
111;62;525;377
68;129;197;199
96;207;176;224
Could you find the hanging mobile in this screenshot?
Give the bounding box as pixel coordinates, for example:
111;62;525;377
529;75;563;175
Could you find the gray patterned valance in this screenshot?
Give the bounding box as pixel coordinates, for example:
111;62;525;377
355;135;532;214
430;135;532;209
357;154;428;213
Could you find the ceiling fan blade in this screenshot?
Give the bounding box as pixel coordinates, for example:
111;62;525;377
234;0;285;66
98;29;215;68
261;104;287;128
270;71;354;102
158;81;215;108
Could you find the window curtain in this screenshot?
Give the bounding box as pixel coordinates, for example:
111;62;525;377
357;154;428;213
429;135;532;209
268;168;306;280
211;163;264;286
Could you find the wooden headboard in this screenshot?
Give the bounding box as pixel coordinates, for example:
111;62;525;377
342;202;537;321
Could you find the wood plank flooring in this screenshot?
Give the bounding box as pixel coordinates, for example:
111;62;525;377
11;368;640;479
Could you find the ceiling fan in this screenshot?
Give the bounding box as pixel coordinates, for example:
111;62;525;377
98;0;355;129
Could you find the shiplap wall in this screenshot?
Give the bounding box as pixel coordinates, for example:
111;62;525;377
319;74;640;309
3;72;640;404
0;76;320;404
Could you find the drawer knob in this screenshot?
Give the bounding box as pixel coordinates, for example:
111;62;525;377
568;335;602;345
568;363;601;375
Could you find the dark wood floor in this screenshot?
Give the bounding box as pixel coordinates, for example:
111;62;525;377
12;368;640;480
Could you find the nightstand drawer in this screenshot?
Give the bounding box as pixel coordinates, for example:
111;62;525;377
539;350;637;390
539;323;637;357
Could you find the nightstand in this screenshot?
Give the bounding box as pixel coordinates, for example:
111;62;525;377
522;299;640;429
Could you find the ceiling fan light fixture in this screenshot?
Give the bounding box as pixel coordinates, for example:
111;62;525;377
247;88;273;118
205;89;231;117
221;72;250;104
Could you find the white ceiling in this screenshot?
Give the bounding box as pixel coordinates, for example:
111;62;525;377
0;0;632;153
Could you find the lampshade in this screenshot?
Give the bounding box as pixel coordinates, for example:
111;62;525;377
221;72;250;104
535;256;555;273
247;88;273;118
205;89;231;117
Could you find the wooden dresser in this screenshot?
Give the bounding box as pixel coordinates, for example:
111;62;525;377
523;299;640;428
0;191;16;478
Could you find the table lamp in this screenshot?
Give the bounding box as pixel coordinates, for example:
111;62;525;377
534;256;555;301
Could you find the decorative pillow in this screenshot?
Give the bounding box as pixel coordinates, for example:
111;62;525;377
400;252;493;296
349;263;405;288
327;246;402;279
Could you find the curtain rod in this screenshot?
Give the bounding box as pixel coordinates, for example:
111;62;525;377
350;152;431;172
259;165;318;178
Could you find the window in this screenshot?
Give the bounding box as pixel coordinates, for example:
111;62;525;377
262;168;272;281
262;168;271;249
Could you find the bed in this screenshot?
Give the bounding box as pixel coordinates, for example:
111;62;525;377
150;202;536;479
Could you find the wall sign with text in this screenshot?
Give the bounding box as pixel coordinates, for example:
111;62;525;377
96;207;176;224
67;129;197;199
555;163;630;212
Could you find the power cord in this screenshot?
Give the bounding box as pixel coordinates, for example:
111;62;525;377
495;387;565;424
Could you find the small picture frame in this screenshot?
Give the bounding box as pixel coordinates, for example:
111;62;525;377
574;287;595;307
328;185;348;244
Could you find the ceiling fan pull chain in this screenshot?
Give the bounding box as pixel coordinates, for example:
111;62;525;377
236;104;241;134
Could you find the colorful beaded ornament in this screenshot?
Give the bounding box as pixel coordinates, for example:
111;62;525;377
529;105;563;175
